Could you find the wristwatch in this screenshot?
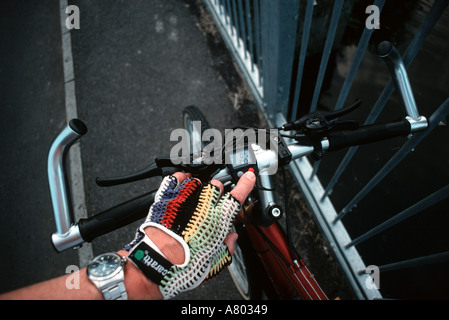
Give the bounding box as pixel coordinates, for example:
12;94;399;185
87;252;128;300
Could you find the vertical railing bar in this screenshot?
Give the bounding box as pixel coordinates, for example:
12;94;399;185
237;0;248;59
334;0;386;111
260;0;274;118
310;159;321;180
225;0;232;27
347;184;449;248
290;0;314;122
307;0;344;180
322;0;449;201
309;0;344;114
203;0;264;109
218;0;223;15
376;251;449;273
335;97;449;222
245;0;255;71
227;0;234;32
231;0;241;47
321;146;358;200
260;0;300;119
254;0;262;86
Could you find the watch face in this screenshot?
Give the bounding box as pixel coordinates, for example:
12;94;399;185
88;253;123;278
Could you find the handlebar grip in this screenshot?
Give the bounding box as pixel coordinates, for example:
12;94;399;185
78;191;156;243
327;119;411;151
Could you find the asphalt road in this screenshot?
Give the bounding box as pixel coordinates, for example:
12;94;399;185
0;0;256;299
0;0;79;293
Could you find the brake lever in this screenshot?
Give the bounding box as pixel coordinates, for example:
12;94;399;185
281;99;362;132
282;100;362;144
95;162;168;187
96;151;226;187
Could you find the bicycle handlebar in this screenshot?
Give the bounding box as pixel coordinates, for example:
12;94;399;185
377;41;420;120
78;191;156;243
49;114;427;251
48;41;430;252
327;118;411;151
48;119;87;252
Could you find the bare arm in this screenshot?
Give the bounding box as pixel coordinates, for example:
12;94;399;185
0;227;182;300
0;171;254;300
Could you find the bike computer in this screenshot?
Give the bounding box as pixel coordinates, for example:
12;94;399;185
225;144;258;181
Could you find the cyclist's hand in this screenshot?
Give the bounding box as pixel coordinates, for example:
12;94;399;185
123;170;256;299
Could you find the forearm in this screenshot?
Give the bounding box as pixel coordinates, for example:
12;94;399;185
0;227;182;300
0;171;254;300
0;268;103;300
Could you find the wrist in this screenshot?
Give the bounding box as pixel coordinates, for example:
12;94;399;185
117;249;161;300
119;226;185;300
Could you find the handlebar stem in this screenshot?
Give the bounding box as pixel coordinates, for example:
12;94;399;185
258;174;276;209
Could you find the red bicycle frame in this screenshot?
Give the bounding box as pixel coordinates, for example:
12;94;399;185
238;204;328;300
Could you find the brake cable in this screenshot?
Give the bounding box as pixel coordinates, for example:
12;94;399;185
281;166;303;266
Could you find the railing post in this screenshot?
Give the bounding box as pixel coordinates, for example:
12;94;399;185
260;0;300;121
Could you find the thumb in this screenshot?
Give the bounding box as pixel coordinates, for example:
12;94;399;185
230;170;256;204
224;232;238;256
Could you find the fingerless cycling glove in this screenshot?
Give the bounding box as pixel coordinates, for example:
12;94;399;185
124;175;241;299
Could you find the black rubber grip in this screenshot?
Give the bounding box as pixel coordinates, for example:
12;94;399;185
78;191;156;242
328;119;411;151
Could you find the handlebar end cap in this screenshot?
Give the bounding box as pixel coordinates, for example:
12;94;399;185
69;119;88;136
377;41;393;57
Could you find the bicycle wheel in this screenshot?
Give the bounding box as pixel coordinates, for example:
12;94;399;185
182;105;264;299
228;223;267;300
182;105;210;158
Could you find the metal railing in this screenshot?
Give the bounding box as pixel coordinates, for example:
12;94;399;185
204;0;449;299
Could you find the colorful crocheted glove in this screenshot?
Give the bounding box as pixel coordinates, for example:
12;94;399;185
124;175;241;299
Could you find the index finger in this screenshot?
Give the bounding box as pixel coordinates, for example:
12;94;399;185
172;172;192;185
230;170;256;204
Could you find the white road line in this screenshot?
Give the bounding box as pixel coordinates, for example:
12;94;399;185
59;0;93;267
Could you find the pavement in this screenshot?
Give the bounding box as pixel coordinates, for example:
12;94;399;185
0;0;259;299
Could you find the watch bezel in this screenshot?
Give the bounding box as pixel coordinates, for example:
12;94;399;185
87;252;125;281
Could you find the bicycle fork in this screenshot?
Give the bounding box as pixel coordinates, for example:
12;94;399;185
242;175;328;300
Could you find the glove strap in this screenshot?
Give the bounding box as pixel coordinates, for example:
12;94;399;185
128;222;190;285
128;238;173;286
